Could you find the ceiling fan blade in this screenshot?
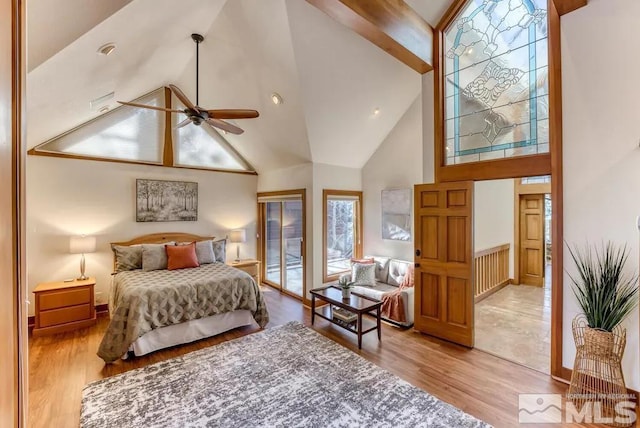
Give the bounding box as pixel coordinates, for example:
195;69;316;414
205;118;244;135
118;101;183;113
174;118;191;129
169;84;197;111
206;109;260;119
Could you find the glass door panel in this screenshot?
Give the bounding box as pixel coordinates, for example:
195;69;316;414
265;202;281;287
283;200;303;297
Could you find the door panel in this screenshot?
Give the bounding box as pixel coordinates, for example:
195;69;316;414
519;194;545;286
1;0;25;423
420;272;440;319
414;182;474;347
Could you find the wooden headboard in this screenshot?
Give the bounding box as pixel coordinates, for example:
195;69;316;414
110;232;215;248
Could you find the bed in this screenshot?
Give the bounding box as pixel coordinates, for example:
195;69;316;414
97;233;269;363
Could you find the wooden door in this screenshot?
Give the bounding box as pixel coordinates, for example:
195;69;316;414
414;182;474;347
0;0;26;425
519;194;545;286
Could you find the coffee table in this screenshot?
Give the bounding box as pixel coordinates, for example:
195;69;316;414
310;286;382;349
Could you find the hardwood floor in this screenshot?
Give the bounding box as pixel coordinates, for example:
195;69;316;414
29;286;606;427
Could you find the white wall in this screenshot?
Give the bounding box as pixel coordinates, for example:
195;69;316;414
422;71;435;184
562;0;639;389
474;179;515;279
362;96;422;261
26;156;258;315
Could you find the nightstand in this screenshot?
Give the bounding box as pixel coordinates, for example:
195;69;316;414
32;277;97;336
228;259;261;285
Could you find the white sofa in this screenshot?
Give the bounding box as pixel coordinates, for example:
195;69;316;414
340;256;414;327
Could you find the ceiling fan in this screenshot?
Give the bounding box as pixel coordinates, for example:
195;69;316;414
118;33;259;135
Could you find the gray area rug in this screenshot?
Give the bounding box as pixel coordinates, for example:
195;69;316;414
81;322;490;427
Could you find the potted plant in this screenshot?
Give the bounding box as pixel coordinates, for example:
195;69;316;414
568;241;639;356
337;275;354;299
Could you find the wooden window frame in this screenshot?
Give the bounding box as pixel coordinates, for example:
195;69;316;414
322;189;363;283
435;0;565;381
434;0;552;183
27;87;257;176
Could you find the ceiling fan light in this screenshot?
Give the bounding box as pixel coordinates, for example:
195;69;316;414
97;43;116;56
270;93;283;105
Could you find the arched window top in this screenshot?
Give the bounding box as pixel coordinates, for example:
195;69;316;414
443;0;548;165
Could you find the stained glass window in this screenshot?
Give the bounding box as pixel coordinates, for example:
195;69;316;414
444;0;548;165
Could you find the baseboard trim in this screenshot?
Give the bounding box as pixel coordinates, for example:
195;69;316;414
28;303;109;330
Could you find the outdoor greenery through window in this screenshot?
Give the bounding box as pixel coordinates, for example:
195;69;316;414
323;190;362;281
444;0;549;165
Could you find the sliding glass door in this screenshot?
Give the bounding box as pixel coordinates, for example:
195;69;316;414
258;190;306;299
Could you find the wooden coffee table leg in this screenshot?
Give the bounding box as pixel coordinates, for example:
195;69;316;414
357;313;362;349
311;295;316;325
377;306;381;341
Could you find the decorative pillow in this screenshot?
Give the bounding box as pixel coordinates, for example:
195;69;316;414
212;239;226;263
195;240;215;264
166;243;200;270
351;263;376;287
350;257;374;265
112;245;142;273
141;242;175;271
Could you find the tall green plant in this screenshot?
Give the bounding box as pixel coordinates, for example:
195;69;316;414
568;242;639;332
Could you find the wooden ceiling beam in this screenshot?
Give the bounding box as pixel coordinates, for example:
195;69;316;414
306;0;434;73
553;0;588;16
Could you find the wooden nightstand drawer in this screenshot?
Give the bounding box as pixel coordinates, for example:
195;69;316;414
33;277;97;336
228;260;261;285
39;304;91;328
241;264;258;277
39;287;91;311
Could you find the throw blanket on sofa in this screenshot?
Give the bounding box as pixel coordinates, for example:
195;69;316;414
381;265;414;323
98;263;269;363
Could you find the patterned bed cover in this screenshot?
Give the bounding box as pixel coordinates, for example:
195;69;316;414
97;263;269;363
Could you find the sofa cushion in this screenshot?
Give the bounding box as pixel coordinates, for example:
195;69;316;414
387;259;412;287
351;263;376;286
364;255;390;282
352;283;414;326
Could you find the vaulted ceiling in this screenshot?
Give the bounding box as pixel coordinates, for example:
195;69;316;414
27;0;454;173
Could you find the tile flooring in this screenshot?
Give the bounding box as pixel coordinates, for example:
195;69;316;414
475;269;552;374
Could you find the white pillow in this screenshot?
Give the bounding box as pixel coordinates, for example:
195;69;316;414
351;263;376;287
195;240;215;264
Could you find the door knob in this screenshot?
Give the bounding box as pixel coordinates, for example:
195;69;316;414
415;249;421;257
415;263;420;268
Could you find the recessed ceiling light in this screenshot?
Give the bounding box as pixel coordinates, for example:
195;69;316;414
373;107;380;116
270;93;283;105
98;106;110;114
97;43;116;56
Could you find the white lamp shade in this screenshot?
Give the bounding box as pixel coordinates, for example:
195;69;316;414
69;235;96;254
229;229;246;243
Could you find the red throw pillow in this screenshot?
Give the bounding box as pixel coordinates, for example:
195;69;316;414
350;257;374;265
166;242;200;270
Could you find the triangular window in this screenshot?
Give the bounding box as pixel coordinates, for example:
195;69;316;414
29;87;255;174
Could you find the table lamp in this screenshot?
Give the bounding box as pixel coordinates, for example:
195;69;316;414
229;229;246;262
69;235;96;280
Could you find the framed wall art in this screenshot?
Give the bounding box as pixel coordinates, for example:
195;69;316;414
381;188;411;241
136;179;198;222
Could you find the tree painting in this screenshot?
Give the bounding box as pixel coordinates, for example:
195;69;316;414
136;179;198;222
